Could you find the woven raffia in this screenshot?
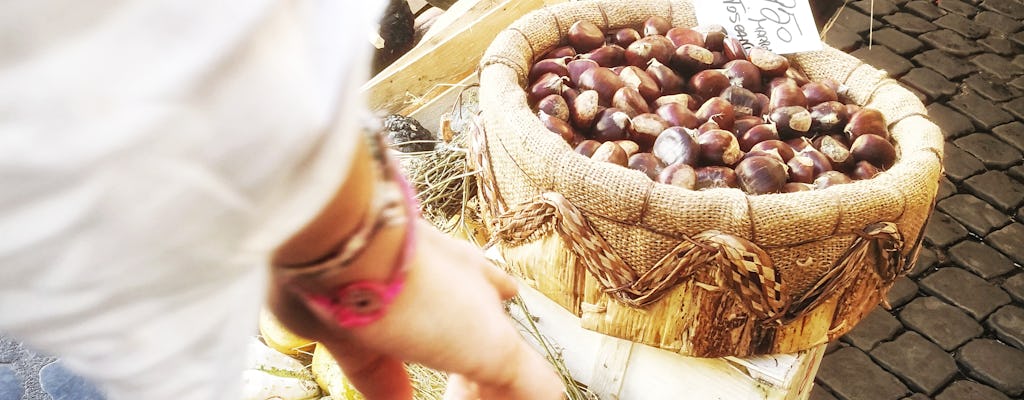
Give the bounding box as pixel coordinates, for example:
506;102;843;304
472;0;943;357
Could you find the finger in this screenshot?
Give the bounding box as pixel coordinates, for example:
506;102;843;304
480;261;518;301
330;346;413;400
443;374;480;400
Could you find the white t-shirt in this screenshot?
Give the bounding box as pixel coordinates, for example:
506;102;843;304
0;0;383;398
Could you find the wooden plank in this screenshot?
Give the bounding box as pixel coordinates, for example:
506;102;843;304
589;337;633;398
363;0;565;114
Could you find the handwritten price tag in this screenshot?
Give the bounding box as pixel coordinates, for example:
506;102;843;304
693;0;822;55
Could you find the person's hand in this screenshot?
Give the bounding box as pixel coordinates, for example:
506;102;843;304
268;220;564;400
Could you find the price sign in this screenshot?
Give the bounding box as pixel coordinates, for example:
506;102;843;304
693;0;822;55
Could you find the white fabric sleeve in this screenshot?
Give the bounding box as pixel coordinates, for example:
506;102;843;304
0;0;384;398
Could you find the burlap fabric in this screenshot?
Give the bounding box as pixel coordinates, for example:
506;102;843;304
473;0;943;357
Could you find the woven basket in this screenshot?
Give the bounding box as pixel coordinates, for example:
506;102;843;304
472;0;943;358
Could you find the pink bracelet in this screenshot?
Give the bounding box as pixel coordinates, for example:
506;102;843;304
281;128;419;328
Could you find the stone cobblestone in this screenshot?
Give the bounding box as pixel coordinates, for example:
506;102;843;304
991;122;1024;152
900;394;929;400
920;267;1011;319
953;133;1023;169
936;380;1011;400
909;246;938;278
920;30;984;57
883;13;937;36
956;339;1024;396
850;0;899;16
975;10;1023;35
948;93;1017;130
943;142;986;182
927;103;977;139
851;46;914;77
936;193;1010;236
810;385;839;400
872;331;958;395
933;12;989;39
841;307;903;351
964;73;1020;103
900;296;983;351
834;8;884;35
972;53;1024;81
1001;96;1024;121
886;276;918;308
1010;165;1024;184
985;223;1024;265
913;49;978;80
817;347;909;400
980;0;1024;20
987;305;1024;350
923;211;969;247
980;36;1020;57
823;25;864;52
906;0;948;20
963;170;1024;212
1006;273;1024;303
871;28;925;55
936;177;956;201
1012;75;1024;90
1011;31;1024;48
948;240;1017;279
902;68;959;101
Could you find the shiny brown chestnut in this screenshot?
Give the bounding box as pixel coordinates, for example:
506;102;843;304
735;155;789;194
748;47;790;77
720;86;761;117
722;59;763;92
610;28;642;47
698;129;743;166
628;113;670;149
653;93;699;110
543;45;577;59
850;133;897;170
652;126;700;166
801;81;839;106
643;16;672;37
749;139;795;162
672;44;714;72
665;27;704;48
723;37;747;61
628;152;666;180
782;182;814;192
694;166;739;189
646;59;685;95
844;108;890;142
658;162;698;189
539;111;575;143
697;120;722;134
786;154;816;184
625;35;674;68
614;140;641;157
796;147;834;177
529;72;568;104
612;86;650;118
619;66;661;102
815;135;854;172
574;139;602;157
813;170;853;189
699;25;727;51
738;124;780;151
568;20;605;53
583;44;626;68
688;69;730;102
528;57;570;83
768;106;812;140
537;94;570;121
695;97;736;131
578;67;625;106
769;82;808;111
850;160;881;180
592;108;632;142
809;101;848;134
655;102;700;129
591;141;629;166
570;89;601;130
733;115;765;136
567;58;600;87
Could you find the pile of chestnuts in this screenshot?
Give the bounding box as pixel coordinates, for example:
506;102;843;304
529;17;897;194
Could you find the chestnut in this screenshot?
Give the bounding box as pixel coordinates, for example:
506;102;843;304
539;111;575;143
665;27;704;48
659;162;698;189
720;86;761;117
850;160;881;180
643;16;672;37
769;82;808;111
801;81;839;106
785;67;811;87
787;136;814;152
575;139;602;157
568;20;605;53
787;154;816;184
628;152;666;180
749;139;795;162
578;67;625;105
782;182;814;192
625;35;674;68
612;86;650;117
809;101;848;134
738;123;780;151
698;129;743;166
585;44;627;68
610;28;642;47
529;72;568;104
722;60;763;92
592;108;631;142
653;93;698;110
543;45;577;59
699;25;727;51
619;66;661;102
672;44;714;72
570;89;601;130
695;97;736;131
815;135;854;172
748;47;790;77
735;155;789;194
796;147;834;177
844;108;890;142
537;93;570;121
733;115;766;136
850;133;897;170
723;37;747;61
688;69;730;101
614;140;641;157
813;170;852;189
628;113;670;149
655;102;700;129
652;126;700;166
591;141;629;166
768;106;812;140
567;58;600;87
697;120;722;134
529;57;570;83
646;59;685;95
710;51;728;69
695;166;739;189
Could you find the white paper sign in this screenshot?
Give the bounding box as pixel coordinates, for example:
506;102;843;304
693;0;822;55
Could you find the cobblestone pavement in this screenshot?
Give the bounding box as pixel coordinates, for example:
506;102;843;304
811;1;1024;399
2;1;1023;400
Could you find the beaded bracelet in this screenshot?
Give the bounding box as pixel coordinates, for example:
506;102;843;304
278;120;418;328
